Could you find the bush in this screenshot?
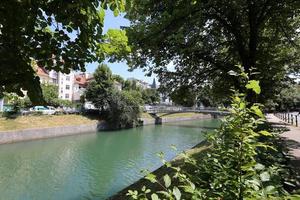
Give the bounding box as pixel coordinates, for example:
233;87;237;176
106;90;141;129
127;75;300;199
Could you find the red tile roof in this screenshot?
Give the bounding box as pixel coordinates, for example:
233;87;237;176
36;67;49;77
75;74;87;87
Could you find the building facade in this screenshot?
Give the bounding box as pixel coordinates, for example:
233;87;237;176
58;72;75;101
36;67;92;102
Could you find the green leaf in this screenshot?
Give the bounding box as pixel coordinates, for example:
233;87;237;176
246;80;261;94
173;187;181;200
260;171;270;182
145;173;157;183
251;105;264;118
239;102;246;109
259;130;271;136
113;8;119;17
145;189;151;194
265;185;275;193
151;193;159;200
254;163;265;170
163;174;171;188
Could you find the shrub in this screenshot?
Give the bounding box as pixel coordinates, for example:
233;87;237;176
106;90;141;129
127;75;300;199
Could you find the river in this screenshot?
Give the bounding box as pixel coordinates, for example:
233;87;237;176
0;119;220;200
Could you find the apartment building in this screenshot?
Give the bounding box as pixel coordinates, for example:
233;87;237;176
36;67;93;102
58;72;75;101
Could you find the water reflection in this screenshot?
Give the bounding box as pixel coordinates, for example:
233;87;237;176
0;119;219;200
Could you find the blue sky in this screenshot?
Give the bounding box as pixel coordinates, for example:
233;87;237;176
85;10;156;84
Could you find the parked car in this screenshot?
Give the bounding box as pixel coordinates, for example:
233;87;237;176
30;106;56;115
62;107;80;114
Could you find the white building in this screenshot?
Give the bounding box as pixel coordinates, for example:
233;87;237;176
73;73;92;101
58;72;75;101
160;93;173;105
127;78;151;90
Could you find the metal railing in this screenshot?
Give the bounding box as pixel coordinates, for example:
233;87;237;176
274;112;299;127
144;106;230;115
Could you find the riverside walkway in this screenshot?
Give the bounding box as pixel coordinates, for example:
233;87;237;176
267;114;300;163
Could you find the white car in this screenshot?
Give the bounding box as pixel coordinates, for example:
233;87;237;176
30;106;56;115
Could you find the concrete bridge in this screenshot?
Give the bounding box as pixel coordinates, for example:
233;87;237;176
144;106;230;119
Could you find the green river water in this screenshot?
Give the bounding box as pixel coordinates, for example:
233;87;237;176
0;119;220;200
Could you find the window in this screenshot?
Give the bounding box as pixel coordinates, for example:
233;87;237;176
66;85;70;90
65;94;69;99
66;76;70;81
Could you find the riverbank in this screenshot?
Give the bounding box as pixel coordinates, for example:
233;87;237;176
0;113;211;144
108;141;210;200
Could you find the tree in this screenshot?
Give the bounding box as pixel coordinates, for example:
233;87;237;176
41;84;59;106
125;0;300;104
98;29;131;62
106;90;141;129
112;74;125;85
85;64;141;129
123;79;142;91
272;83;300;111
170;86;196;107
123;90;144;105
0;0;125;104
142;88;160;105
85;64;114;111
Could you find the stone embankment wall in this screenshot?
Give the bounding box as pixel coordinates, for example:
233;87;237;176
0;122;106;145
0;113;212;145
142;113;212;125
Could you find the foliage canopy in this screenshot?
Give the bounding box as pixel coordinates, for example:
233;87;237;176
85;64;141;129
125;0;300;104
0;0;125;104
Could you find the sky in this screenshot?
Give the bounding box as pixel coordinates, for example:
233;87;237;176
85;10;156;84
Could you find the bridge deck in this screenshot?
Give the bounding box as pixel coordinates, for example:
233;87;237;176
144;106;229;115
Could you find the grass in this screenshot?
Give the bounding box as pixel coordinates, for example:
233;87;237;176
0;114;99;132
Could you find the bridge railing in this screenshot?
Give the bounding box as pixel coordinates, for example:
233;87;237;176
274;112;299;127
144;106;218;113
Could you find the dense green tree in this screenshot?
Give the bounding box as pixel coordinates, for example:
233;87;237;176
125;0;300;104
0;0;125;104
85;64;141;129
123;90;144;105
142;88;160;105
99;29;131;62
112;74;125;85
85;64;114;111
5;84;73;108
106;90;141;129
272;83;300;111
170;86;196;107
41;84;59;106
123;79;142;91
